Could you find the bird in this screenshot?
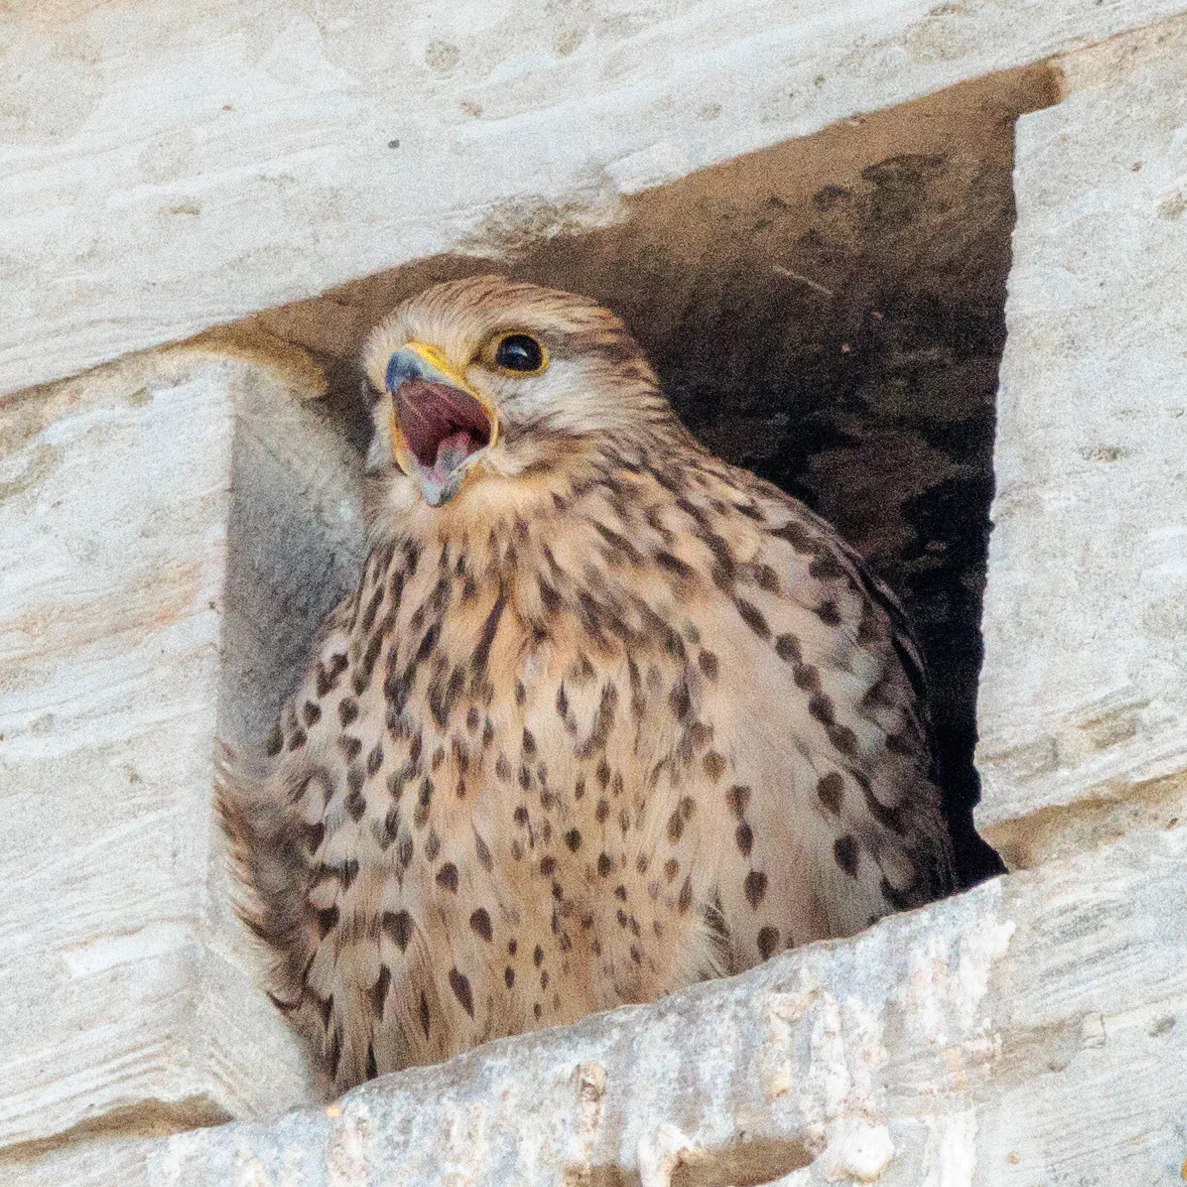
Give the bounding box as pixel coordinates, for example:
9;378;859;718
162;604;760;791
218;274;954;1092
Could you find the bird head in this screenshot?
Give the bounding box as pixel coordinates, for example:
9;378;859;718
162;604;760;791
361;276;678;507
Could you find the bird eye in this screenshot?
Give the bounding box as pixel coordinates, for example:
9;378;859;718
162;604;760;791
492;333;546;375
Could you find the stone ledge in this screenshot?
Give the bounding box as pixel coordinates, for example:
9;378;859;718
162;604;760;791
0;342;363;1148
18;823;1187;1185
975;15;1187;868
4;0;1187;397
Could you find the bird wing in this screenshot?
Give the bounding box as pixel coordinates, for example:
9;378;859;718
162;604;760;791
658;457;954;963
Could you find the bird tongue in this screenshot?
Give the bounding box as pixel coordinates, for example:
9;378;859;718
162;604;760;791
434;430;475;474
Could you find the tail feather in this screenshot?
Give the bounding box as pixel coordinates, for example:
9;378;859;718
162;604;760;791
214;743;328;1072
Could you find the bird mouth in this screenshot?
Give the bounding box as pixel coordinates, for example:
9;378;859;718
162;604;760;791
395;378;493;473
386;344;499;506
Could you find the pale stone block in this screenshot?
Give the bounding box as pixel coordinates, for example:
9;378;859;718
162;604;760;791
4;0;1187;398
18;825;1187;1185
0;343;364;1149
976;16;1187;868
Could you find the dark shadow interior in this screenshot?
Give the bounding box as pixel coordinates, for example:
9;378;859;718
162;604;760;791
246;65;1061;890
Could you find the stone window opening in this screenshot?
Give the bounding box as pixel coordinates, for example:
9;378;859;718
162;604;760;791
226;65;1059;893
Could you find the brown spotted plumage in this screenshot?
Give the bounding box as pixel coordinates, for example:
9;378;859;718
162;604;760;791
218;275;953;1091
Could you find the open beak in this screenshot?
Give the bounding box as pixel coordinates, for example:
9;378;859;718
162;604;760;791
384;343;499;506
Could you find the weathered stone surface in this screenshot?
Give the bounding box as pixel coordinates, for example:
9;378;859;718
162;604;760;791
4;0;1187;398
19;824;1187;1185
7;4;1187;1180
0;343;364;1149
976;15;1187;869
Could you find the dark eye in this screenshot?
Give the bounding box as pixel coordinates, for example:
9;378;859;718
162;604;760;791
493;333;546;374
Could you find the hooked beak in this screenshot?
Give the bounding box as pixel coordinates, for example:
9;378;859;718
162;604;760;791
384;343;499;506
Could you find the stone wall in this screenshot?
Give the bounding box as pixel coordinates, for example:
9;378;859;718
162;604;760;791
976;17;1187;871
3;3;1186;1184
4;0;1185;400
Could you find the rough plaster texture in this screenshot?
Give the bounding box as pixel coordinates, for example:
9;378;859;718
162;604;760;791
976;16;1187;870
19;825;1187;1186
0;343;367;1151
4;0;1187;398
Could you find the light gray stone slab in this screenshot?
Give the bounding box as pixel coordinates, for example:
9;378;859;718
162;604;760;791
0;343;364;1150
4;0;1187;398
18;825;1187;1185
976;16;1187;868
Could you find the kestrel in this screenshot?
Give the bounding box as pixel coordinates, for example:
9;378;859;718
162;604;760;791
219;276;953;1091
